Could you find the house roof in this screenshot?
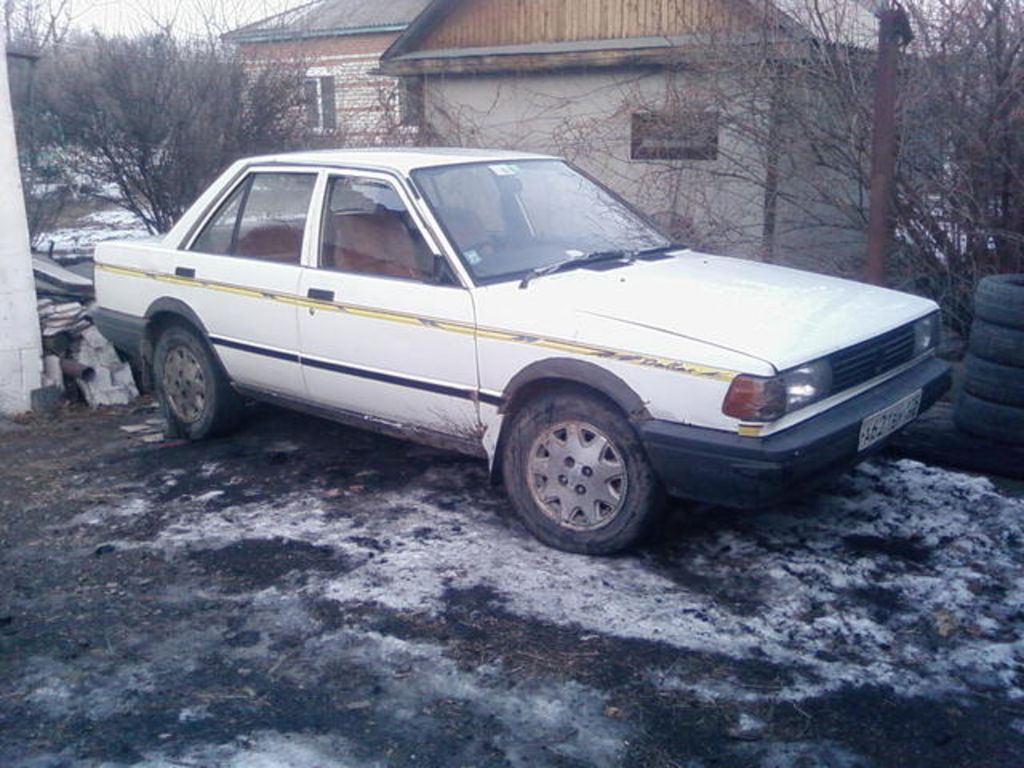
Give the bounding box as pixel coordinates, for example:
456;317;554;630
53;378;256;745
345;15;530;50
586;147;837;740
224;0;433;44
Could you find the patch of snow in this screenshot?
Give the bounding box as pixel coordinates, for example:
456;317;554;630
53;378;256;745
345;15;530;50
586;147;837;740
731;739;872;768
36;207;153;256
64;497;151;528
176;705;211;723
137;731;378;768
292;628;629;767
193;490;225;503
20;656;156;722
116;458;1024;704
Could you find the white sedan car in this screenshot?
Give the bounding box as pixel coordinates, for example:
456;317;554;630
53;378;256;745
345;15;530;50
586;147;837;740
94;149;950;553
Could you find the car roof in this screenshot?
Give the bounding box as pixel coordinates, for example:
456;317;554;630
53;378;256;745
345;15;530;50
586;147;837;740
243;147;557;174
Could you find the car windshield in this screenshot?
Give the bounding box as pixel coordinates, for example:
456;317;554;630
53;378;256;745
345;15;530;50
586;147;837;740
412;159;672;284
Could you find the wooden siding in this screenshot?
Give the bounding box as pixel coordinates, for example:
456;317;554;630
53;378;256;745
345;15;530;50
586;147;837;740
419;0;761;50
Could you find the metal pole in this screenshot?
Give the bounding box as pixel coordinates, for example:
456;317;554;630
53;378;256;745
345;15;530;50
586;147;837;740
864;3;909;286
0;38;43;415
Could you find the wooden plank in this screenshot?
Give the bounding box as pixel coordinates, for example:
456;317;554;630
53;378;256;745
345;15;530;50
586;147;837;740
415;0;755;51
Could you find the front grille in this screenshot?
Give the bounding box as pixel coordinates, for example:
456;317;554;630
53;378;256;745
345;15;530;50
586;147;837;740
830;323;916;394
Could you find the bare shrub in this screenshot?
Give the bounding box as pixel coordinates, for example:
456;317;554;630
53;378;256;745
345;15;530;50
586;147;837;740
41;32;311;233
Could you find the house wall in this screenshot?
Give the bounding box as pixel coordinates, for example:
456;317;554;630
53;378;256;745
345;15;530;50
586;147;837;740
421;65;866;271
764;70;869;276
237;33;411;145
387;0;871;272
422;68;771;258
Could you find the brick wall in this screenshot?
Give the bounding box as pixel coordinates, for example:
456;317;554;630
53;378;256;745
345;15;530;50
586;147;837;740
238;32;415;146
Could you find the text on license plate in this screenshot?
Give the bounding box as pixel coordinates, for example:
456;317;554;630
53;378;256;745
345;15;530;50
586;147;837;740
858;389;922;451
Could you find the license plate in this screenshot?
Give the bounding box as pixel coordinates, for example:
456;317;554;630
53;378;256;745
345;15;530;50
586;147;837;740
858;389;922;451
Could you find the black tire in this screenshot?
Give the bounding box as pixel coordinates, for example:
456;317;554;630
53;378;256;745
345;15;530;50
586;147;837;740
501;390;664;554
968;319;1024;367
975;274;1024;330
153;324;243;440
963;353;1024;407
954;391;1024;445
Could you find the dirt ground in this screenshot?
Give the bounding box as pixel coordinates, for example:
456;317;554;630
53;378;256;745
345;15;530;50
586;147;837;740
1;401;1023;767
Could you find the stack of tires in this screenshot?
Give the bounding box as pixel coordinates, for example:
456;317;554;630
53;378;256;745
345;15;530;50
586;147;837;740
955;274;1024;444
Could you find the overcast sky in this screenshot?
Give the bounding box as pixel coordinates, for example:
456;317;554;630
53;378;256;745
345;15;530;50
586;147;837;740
69;0;301;37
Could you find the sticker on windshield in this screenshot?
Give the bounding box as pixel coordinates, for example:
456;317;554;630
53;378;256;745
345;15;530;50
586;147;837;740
463;248;482;265
489;164;519;176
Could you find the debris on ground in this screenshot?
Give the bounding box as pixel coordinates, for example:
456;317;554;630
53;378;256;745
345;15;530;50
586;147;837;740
32;254;138;409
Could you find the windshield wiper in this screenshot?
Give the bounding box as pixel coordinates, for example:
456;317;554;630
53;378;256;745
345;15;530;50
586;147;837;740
519;249;636;289
635;243;682;259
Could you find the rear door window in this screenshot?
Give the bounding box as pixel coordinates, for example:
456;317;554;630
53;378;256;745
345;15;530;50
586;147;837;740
191;172;317;264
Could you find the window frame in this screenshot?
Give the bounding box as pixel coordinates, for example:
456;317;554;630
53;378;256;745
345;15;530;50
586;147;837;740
630;110;720;162
411;158;671;287
184;166;322;267
303;73;338;133
314;169;457;285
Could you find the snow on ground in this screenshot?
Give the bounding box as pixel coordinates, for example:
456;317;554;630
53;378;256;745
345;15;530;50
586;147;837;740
100;457;1024;707
37;207;153;256
140;732;377;768
13;578;629;767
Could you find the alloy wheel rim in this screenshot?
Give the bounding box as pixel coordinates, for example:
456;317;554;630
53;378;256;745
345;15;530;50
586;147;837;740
527;420;627;531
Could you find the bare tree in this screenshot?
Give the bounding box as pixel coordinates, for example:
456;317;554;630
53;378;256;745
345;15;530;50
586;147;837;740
4;0;73;246
3;0;70;49
891;0;1024;331
42;32;311;233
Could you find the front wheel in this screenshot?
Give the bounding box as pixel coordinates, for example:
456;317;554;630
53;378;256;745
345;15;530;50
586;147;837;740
153;325;242;440
501;391;664;554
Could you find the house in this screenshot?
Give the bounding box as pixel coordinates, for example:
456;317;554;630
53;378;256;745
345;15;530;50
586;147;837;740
379;0;880;273
224;0;432;145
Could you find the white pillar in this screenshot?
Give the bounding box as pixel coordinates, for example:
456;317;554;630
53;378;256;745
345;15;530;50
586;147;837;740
0;38;42;415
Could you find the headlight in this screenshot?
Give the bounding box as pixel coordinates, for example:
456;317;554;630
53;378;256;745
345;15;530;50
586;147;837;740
723;359;832;421
782;360;833;411
913;313;941;356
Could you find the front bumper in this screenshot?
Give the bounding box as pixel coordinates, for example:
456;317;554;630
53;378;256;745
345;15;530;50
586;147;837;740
639;357;951;508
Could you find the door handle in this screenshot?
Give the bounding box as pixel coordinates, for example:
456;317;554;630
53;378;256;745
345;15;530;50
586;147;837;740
175;266;196;278
307;288;335;302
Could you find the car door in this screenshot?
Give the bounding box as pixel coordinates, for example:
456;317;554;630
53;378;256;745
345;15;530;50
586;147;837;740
297;170;481;441
181;167;318;398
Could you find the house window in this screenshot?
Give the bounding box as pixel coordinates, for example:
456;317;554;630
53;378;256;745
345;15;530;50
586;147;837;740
304;75;337;132
398;77;424;127
630;110;719;161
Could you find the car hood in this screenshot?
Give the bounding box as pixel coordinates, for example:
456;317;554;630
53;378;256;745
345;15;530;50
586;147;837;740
484;251;937;372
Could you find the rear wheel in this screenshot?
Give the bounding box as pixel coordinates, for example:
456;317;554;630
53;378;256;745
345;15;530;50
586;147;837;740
501;391;663;554
153;325;242;440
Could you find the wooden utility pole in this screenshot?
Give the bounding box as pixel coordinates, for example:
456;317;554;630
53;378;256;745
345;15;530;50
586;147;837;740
865;2;913;286
0;38;43;415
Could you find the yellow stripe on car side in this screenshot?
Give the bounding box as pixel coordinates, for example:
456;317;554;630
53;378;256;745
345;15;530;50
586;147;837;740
96;263;739;383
